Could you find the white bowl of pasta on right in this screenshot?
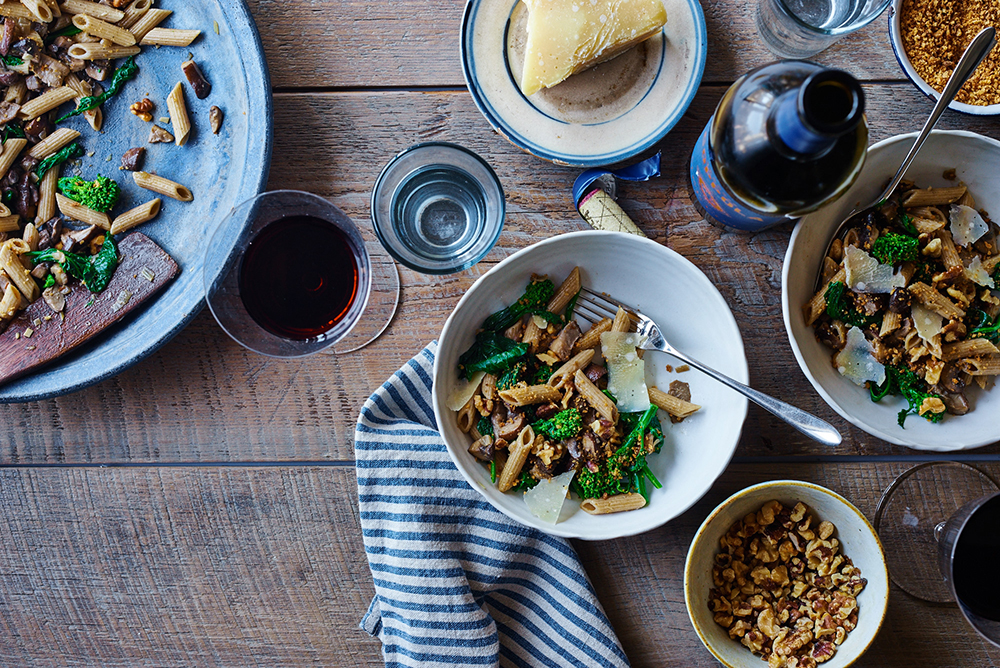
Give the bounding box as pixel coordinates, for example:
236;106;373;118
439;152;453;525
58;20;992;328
783;130;1000;451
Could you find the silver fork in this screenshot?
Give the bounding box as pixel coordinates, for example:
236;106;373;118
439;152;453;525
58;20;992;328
575;288;842;446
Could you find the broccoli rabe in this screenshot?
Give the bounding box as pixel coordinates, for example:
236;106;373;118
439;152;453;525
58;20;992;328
531;364;555;385
476;415;493;437
869;365;945;427
481;278;555;331
58;175;121;212
825;281;880;329
871;233;919;265
572;405;662;502
512;472;539;492
533;408;582;440
496;361;527;391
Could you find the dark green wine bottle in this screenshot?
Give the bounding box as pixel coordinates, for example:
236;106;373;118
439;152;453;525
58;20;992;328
690;61;868;231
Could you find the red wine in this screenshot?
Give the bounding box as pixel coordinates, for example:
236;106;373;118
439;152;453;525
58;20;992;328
239;215;359;340
953;495;1000;621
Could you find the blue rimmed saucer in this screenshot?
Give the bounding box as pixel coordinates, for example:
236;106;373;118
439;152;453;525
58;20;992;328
461;0;707;167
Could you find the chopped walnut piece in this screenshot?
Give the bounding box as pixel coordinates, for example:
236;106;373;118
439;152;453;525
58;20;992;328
130;97;154;122
708;500;865;666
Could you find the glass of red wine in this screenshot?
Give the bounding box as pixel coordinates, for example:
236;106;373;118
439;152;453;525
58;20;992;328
874;462;1000;646
204;190;397;357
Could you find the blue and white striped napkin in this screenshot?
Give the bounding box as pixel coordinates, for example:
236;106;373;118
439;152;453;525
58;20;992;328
356;342;630;668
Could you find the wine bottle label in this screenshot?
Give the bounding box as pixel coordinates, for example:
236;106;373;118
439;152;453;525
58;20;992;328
689;123;790;232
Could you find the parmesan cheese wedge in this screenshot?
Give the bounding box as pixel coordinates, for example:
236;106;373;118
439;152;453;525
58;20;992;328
446;370;485;411
964;255;996;288
834;326;886;387
912;303;944;346
949;204;989;247
844;245;905;294
601;331;651;412
518;0;668;96
524;469;576;523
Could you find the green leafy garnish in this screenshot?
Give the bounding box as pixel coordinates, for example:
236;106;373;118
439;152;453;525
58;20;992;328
825;281;880;328
476;415;493;438
42;273;55;289
512;472;539;492
533;408;582;440
969;310;1000;343
871;233;919;265
44;25;82;44
58;175;121;212
481;278;555;331
490;460;497;484
531;364;554;385
563;290;580;321
458;330;528;379
2;55;22;68
868;365;944;427
496;361;527;390
572;404;662;500
897;212;918;236
27;236;118;293
56;56;138;123
35;142;83;179
1;124;25;144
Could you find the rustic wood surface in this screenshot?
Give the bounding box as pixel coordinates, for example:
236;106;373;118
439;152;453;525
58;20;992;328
1;463;997;667
2;0;1000;666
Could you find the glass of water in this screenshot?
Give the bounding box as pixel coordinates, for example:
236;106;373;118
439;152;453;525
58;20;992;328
756;0;891;58
371;142;505;274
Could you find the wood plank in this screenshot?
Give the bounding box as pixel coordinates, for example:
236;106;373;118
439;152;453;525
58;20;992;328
247;0;905;89
0;85;997;463
0;462;997;666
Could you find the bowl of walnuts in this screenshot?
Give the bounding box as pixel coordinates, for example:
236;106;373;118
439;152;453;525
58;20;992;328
684;481;889;668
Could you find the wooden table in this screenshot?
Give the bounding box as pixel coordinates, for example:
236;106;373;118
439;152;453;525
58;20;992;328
2;1;999;666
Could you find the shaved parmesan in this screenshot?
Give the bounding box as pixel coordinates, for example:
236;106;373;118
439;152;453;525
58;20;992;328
524;469;576;523
912;303;944;345
834;326;886;387
601;331;651;412
446;370;485;411
844;245;905;294
965;255;996;288
949;205;989;247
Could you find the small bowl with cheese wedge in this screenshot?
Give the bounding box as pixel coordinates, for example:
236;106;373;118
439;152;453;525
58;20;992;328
432;230;749;539
782;130;1000;451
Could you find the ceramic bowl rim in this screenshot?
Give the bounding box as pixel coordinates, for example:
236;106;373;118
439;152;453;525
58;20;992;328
683;479;890;668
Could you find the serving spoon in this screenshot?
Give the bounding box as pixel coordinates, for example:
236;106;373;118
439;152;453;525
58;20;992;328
814;26;997;292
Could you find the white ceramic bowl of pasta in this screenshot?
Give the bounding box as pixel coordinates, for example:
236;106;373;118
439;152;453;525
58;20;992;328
782;130;1000;450
684;481;889;668
433;230;749;540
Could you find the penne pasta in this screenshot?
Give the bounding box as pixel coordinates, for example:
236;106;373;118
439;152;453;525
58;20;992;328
901;185;967;207
574;369;617;422
66;42;141;60
0;3;34;19
27;128;80;160
0;138;27;182
456;395;477;433
548;348;595;386
17;86;76;120
581;493;647;515
56;193;111;230
546;266;580;313
128;7;171;40
958;355;1000;376
497;383;561;406
648;386;701;419
0;215;20;233
4;81;26;105
879;310;901;337
72;13;137;45
166;82;190;146
938;230;962;267
610;305;631;333
942;339;1000;362
909;281;966;319
803;267;846;326
110;198;162;236
0;239;38;303
21;223;38;251
117;0;151;29
59;0;125;21
497;426;534;492
63;73;103;132
911;216;945;235
0;281;20;321
573;316;612;352
20;0;53;22
132;171;193;201
140;27;201;46
34;167;59;225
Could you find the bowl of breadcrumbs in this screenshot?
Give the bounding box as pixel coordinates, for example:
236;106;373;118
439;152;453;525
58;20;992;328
889;0;1000;114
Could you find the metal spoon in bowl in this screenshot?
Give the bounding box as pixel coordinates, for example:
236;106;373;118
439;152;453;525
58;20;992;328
814;26;997;292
